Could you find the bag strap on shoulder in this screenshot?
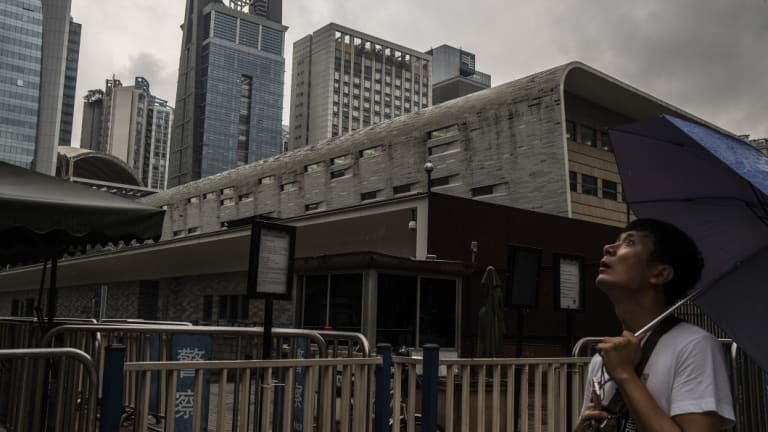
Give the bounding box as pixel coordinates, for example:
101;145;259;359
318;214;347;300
603;316;682;414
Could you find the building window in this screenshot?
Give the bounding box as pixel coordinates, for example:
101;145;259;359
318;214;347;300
427;125;459;140
219;295;248;321
188;196;200;204
582;175;598;196
376;274;457;348
600;131;612;152
221;187;234;195
305;162;323;173
360;190;379;201
331;154;352;166
302;274;363;332
220;198;235;206
471;184;497;197
281;182;298;192
187;227;200;235
204;192;217;200
359;145;382;158
580;126;596;147
428;142;458;156
566;120;576;141
237;75;253;166
330;169;347;180
239;193;253;202
305;202;322;212
393;183;413;195
430;175;453;189
202;296;213;322
602;179;618;201
259;175;275;185
569;171;577;192
173;229;185;238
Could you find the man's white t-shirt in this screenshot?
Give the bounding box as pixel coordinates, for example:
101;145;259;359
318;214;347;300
581;322;735;428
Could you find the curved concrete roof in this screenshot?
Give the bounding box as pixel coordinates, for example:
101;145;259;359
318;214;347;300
58;146;143;186
140;61;729;207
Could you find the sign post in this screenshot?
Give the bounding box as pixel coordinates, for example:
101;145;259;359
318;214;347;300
243;220;296;432
246;220;296;360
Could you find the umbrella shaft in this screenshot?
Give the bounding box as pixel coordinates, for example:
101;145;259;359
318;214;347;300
635;287;703;337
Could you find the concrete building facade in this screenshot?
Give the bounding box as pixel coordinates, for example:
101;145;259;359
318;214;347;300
35;0;74;175
80;89;105;151
59;18;80;147
167;0;286;187
143;62;726;238
143;97;174;190
427;44;491;104
107;83;149;176
288;23;432;149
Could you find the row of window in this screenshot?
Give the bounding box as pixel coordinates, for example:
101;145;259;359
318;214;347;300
566;120;612;152
569;171;620;201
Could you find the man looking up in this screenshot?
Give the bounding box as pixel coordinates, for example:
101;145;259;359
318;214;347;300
575;219;734;431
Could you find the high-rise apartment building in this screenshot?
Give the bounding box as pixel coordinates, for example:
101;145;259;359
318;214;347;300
59;18;80;146
108;81;149;176
166;0;286;187
0;0;74;174
143;96;173;190
427;45;490;105
288;23;432;150
80;89;105;152
79;77;174;189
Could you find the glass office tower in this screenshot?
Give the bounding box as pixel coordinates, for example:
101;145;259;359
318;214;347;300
167;0;285;187
0;0;43;169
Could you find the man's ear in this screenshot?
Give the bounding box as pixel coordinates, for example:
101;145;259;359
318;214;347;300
650;264;674;286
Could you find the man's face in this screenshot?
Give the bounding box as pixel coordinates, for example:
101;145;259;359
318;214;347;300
596;230;659;294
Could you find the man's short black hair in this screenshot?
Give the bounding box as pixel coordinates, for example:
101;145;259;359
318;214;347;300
623;218;704;305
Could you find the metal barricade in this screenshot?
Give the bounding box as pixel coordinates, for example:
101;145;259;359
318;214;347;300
123;356;380;432
0;347;98;432
316;330;371;358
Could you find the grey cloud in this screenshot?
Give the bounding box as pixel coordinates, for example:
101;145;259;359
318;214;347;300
548;0;768;136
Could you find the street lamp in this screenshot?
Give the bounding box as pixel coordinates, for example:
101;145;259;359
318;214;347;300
424;160;434;193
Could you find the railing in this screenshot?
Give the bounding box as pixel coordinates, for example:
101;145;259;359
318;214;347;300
0;347;98;432
383;345;591;432
121;357;380;432
0;319;371;432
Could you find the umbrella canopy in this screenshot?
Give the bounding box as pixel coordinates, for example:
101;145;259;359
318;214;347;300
477;266;506;358
0;161;165;266
609;115;768;372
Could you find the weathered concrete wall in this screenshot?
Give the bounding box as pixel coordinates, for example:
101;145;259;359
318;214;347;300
142;65;571;241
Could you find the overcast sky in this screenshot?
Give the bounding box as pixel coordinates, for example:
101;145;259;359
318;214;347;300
69;0;768;147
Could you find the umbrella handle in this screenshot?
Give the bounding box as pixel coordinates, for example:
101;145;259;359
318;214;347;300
635;287;703;337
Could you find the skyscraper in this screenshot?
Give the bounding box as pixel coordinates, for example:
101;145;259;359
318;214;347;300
0;0;75;174
166;0;286;187
288;23;432;150
59;18;80;146
36;0;75;174
427;45;490;105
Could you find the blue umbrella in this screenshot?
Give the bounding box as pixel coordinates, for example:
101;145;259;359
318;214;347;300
608;115;768;372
